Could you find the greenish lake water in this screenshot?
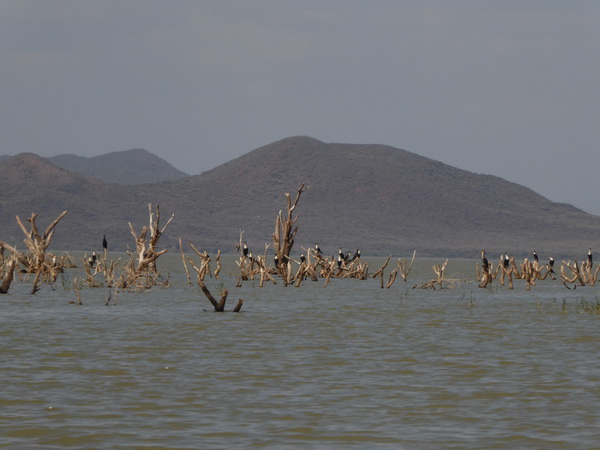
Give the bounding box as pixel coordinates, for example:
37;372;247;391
1;255;599;448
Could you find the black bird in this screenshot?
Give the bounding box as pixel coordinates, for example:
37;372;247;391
533;250;538;262
102;234;107;251
337;255;343;268
503;252;510;269
243;242;249;257
588;248;593;265
338;247;344;259
315;243;323;255
300;254;306;264
481;250;489;271
352;249;360;261
274;254;279;268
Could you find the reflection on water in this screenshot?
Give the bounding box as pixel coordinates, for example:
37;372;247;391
1;255;600;448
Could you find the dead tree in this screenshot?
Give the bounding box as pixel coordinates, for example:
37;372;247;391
0;257;16;294
561;260;587;287
272;183;309;280
414;259;452;289
197;278;243;312
387;251;416;287
121;203;174;289
372;256;392;288
187;243;212;282
9;211;68;293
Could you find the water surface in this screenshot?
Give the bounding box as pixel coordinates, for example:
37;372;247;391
1;255;599;448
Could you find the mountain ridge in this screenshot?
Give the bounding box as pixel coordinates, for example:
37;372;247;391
0;136;598;259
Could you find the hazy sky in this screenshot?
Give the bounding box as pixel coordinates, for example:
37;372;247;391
2;1;600;214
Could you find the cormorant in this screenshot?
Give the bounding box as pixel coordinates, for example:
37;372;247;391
352;249;360;261
588;248;593;265
533;250;538;262
243;242;249;257
481;250;489;271
315;243;323;255
503;252;510;269
274;254;279;268
102;234;107;251
549;257;555;272
337;255;342;268
88;251;97;267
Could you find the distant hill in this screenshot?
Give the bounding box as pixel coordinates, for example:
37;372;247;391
1;137;599;259
47;148;188;184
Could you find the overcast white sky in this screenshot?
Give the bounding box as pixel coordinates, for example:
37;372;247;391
2;1;600;214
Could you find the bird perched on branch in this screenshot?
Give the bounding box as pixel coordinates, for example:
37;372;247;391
102;235;107;251
481;250;489;271
243;242;249;257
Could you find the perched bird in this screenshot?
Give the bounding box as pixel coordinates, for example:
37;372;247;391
315;243;323;255
274;254;279;268
533;250;538;262
102;234;108;251
243;242;249;257
588;248;593;265
88;251;97;267
352;249;361;261
337;255;343;268
338;247;344;259
503;253;510;269
481;250;489;271
300;254;306;264
548;257;555;272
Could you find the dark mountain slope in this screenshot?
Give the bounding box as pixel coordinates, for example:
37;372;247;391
1;137;598;259
140;136;599;258
48;148;188;184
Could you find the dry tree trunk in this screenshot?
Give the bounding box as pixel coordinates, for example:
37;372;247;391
213;250;222;279
372;256;392;289
272;183;308;280
122;203;174;288
388;251;417;287
197;278;242;312
414;259;450;289
179;237;192;285
0;257;16;294
561;260;586;287
12;211;68;293
188;243;212;281
478;262;492;288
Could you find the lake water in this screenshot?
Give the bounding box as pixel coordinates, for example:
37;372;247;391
1;254;599;448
